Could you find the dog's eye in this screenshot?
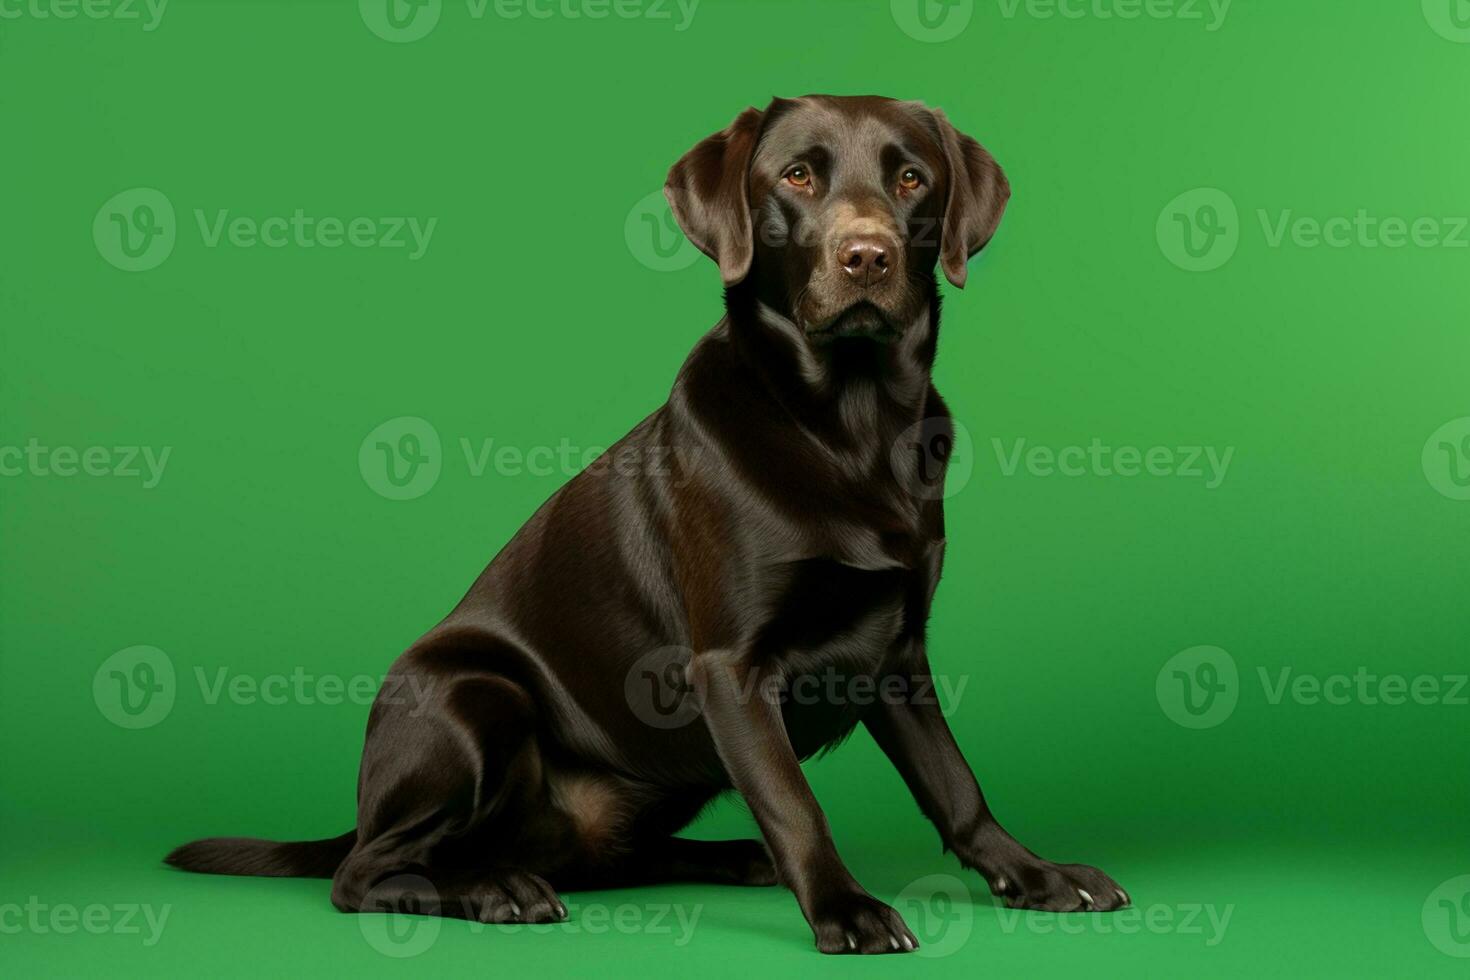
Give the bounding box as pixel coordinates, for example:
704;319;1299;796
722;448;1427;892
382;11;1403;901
899;168;923;191
785;166;811;188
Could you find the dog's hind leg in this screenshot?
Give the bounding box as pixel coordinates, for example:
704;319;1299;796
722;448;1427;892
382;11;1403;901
330;641;573;924
631;837;778;886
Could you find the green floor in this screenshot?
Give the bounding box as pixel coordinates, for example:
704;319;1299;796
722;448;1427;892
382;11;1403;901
5;831;1467;976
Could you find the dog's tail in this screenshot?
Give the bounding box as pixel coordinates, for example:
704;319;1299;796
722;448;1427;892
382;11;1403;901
164;831;356;879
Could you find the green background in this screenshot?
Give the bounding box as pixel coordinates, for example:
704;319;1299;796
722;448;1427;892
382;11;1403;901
2;0;1468;975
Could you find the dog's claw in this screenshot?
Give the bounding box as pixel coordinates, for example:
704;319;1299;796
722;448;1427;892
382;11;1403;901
813;891;918;954
982;860;1127;912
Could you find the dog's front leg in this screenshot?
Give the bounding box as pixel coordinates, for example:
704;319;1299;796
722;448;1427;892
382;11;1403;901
864;650;1130;913
688;649;918;954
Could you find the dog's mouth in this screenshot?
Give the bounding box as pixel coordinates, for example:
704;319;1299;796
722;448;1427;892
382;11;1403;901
805;301;899;342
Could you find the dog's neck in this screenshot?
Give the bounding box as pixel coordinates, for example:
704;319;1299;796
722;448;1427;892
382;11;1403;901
722;278;940;444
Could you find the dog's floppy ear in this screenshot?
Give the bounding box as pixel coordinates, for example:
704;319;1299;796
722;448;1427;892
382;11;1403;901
664;107;763;286
932;109;1010;289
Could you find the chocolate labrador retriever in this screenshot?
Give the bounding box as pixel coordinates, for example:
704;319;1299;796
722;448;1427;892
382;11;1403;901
167;94;1127;954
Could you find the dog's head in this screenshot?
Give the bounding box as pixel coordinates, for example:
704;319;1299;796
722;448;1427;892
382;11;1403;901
665;95;1009;340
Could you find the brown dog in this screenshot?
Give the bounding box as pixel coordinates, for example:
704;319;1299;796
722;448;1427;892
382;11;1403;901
167;95;1127;955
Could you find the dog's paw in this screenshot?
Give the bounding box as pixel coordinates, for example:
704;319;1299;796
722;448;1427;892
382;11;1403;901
473;871;569;924
809;891;919;954
986;859;1129;912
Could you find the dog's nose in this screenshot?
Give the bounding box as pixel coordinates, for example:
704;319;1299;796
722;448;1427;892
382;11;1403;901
838;238;890;286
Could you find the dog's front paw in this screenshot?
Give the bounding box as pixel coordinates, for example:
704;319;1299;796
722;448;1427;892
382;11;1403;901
809;890;919;954
986;859;1129;912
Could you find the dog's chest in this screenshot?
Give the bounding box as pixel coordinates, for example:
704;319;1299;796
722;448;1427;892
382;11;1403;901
758;558;912;758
